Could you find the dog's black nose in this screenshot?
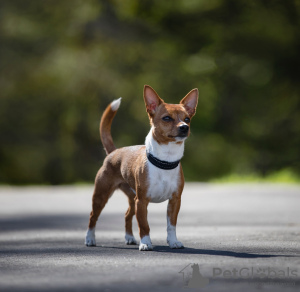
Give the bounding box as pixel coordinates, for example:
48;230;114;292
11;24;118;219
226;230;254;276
179;125;189;133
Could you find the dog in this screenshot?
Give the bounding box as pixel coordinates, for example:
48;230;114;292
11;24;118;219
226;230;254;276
85;85;198;251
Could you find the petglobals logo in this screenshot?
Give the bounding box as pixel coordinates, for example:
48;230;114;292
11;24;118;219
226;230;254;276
179;263;210;288
178;264;298;289
212;267;298;279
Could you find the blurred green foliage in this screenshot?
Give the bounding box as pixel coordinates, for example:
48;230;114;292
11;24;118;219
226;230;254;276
0;0;299;184
211;168;300;183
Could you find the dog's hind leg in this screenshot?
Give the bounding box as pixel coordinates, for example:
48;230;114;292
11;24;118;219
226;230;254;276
85;169;117;247
119;183;137;245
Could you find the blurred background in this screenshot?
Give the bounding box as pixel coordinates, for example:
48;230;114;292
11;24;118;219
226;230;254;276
0;0;299;185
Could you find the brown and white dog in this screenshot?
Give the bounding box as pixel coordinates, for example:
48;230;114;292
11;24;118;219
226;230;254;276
85;85;198;251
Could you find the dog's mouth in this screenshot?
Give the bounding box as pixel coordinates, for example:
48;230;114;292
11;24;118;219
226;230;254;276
168;134;188;139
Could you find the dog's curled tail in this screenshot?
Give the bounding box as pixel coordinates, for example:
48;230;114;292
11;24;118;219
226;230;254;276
100;97;121;155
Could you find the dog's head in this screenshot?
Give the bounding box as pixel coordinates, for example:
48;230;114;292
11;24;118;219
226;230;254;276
143;85;198;144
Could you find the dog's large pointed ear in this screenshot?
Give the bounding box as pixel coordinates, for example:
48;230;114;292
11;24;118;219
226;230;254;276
144;85;164;116
180;88;198;117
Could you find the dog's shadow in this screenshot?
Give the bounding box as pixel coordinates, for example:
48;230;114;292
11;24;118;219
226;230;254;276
101;245;296;259
152;246;295;258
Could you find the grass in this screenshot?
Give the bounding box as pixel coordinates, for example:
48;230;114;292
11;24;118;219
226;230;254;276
211;168;300;184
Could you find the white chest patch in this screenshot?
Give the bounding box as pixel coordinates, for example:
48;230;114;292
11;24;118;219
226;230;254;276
145;128;184;203
147;162;180;203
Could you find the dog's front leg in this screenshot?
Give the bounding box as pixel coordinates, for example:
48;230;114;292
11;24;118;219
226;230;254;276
135;197;152;251
167;193;184;249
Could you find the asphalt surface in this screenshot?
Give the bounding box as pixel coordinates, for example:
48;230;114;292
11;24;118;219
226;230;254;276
0;183;299;292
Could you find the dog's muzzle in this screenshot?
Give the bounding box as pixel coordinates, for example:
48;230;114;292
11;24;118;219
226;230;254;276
177;125;189;137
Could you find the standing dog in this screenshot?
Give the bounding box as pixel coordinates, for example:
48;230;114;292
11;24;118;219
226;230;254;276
85;85;198;251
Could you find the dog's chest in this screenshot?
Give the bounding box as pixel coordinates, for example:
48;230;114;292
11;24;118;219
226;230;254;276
146;162;180;203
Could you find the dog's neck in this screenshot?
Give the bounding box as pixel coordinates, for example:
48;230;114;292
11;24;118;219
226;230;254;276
145;127;185;162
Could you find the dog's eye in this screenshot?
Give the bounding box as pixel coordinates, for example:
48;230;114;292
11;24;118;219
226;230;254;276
184;117;190;123
162;116;173;122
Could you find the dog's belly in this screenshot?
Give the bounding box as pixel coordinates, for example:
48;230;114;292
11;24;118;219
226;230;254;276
146;162;180;203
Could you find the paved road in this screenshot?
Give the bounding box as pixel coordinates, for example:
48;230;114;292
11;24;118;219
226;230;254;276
0;184;299;291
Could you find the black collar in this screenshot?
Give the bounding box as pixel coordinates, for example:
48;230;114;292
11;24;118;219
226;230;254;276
146;151;180;170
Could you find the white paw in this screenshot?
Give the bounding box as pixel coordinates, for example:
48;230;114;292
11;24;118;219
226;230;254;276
85;228;96;246
168;239;184;249
139;243;153;251
125;233;137;245
139;235;153;251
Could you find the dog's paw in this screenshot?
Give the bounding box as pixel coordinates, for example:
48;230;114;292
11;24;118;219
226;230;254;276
139;243;153;251
139;235;153;251
125;233;137;245
168;240;184;249
85;228;96;247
